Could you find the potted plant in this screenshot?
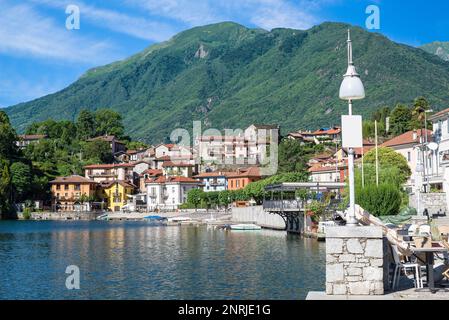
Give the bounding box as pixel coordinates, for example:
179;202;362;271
308;201;326;233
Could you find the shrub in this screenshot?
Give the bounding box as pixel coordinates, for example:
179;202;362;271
356;184;402;217
22;207;32;220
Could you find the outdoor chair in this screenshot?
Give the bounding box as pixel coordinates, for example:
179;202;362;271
391;244;423;290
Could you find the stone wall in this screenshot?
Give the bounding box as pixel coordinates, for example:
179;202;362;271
326;226;386;296
231;206;286;230
409;192;447;215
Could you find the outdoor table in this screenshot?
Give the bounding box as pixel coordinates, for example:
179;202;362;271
411;244;448;293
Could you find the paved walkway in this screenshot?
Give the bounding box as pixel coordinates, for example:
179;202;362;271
307;288;449;300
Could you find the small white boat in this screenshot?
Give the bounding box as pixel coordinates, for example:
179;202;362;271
168;217;191;223
230;224;262;231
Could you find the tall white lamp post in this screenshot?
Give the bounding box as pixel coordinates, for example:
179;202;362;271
339;30;365;226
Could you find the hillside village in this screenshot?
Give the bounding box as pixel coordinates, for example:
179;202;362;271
14;103;448;216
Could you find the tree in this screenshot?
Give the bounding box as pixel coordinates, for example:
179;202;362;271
76;110;96;140
82;140;114;164
95;109;125;138
0;160;12;215
10;162;32;202
363;147;411;184
278;139;318;174
187;189;203;211
0;111;18;160
218;190;232;210
389;104;412;136
356;184;402;217
410;96;431;130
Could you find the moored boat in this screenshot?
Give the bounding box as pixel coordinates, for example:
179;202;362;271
230;224;262;231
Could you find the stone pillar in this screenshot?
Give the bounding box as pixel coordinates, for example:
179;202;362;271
326;226;385;296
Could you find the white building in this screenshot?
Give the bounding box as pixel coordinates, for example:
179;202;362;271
430;109;449;195
194;172;228;192
195;124;279;167
146;176;201;211
381;129;433;191
84;163;135;184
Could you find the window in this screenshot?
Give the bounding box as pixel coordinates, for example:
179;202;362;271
74;184;81;191
56;184;61;190
65;185;69;190
407;152;411;162
236;180;240;188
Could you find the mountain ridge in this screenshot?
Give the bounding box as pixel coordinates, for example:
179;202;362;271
6;21;449;143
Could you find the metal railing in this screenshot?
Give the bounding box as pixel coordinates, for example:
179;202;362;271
263;200;303;212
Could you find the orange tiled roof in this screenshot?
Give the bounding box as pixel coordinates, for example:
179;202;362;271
99;180;136;189
227;167;261;178
50;175;96;184
18;134;47;140
140;169;163;177
194;171;232;178
162;161;194;168
146;176;200;184
382;130;432;148
84;163;135;169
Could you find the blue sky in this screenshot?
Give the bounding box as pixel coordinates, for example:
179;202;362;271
1;0;449;108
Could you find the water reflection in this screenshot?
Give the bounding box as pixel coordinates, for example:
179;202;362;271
0;221;325;300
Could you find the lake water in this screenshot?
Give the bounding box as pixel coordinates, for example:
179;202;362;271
0;221;325;300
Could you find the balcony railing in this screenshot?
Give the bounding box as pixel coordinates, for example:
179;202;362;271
263;200;303;212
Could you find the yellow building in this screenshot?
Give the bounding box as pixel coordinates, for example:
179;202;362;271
100;180;135;212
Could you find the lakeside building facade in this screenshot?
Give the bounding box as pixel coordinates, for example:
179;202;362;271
84;163;136;184
50;175;97;212
309;161;348;183
145;176;201;211
227;167;262;190
194;172;229;192
99;180;135;212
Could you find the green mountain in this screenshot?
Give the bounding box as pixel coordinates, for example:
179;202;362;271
420;41;449;61
6;22;449;143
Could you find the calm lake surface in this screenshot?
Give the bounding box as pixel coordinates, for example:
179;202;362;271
0;221;325;300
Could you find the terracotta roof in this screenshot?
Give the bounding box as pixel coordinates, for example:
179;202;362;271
140;169;163;177
146;176;200;184
84;163;135;169
162;161;194;168
88;135;118;142
309;163;347;173
18;134;47;140
311;127;341;136
313;153;333;160
382;130;432;148
227;167;261;178
99;180;135;189
50;175;96;184
194;171;231;178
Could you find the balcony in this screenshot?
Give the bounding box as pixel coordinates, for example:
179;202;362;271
263;200;303;212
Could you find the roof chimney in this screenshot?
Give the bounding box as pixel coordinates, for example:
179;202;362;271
413;131;417;141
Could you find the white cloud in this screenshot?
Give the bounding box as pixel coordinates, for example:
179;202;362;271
0;1;118;64
126;0;326;31
30;0;179;42
125;0;221;26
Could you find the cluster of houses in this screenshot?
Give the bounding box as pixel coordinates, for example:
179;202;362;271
22;112;449;214
38;124;278;213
